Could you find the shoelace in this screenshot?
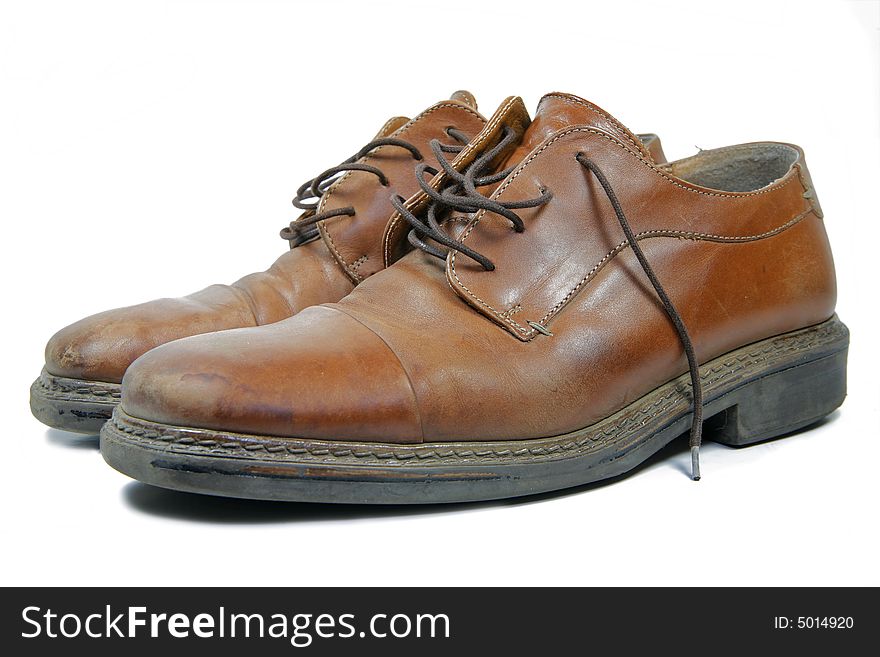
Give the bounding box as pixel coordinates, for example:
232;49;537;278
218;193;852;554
391;126;552;270
576;153;703;481
280;130;471;247
397;143;704;480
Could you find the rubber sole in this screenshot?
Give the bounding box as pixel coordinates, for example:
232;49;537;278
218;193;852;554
30;369;120;434
100;316;849;504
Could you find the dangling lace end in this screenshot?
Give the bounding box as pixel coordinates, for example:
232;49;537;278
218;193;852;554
691;445;701;481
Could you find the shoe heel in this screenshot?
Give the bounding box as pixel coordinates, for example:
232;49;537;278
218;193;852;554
703;346;848;447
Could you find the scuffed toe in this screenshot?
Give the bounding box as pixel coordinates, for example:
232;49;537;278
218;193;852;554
120;306;424;443
44;287;257;383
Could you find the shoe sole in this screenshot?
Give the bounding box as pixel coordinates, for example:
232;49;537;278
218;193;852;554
30;369;120;434
100;316;849;504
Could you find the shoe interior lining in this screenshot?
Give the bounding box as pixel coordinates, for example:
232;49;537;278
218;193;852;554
667;144;799;193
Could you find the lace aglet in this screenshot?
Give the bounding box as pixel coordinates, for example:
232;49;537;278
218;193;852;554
691;445;701;481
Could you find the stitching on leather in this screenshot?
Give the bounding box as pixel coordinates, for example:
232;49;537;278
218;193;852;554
382;101;507;264
350;254;368;273
376;116;404;137
317;103;485;276
541;93;647;156
533;207;815;328
320;102;484;216
490;127;798;211
382;98;513;266
449;126;803;338
794;162;823;219
498;304;522;319
107;320;845;463
450;272;531;334
318;224;363;282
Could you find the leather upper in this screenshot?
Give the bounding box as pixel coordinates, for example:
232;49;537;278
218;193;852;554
121;92;836;444
45;94;492;383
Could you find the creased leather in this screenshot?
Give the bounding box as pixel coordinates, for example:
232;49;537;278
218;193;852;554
120;93;837;445
446;128;821;342
382;96;532;267
317;101;487;282
44;94;495;383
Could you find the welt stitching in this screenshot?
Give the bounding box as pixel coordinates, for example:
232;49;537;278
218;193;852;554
109;322;844;462
38;377;121;399
382;98;513;265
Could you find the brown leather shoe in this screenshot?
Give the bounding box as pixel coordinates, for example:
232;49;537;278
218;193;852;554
102;92;843;504
31;92;532;432
33;90;666;435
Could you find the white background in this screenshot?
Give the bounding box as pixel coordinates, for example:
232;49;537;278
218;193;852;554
1;0;878;587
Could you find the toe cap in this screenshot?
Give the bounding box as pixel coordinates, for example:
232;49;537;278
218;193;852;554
120;306;424;443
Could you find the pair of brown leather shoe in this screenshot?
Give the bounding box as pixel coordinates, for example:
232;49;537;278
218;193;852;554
32;91;849;503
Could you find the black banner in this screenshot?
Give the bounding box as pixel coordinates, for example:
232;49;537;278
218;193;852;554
1;587;874;654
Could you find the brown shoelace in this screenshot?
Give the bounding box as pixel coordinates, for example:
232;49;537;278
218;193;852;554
398;144;705;480
280;130;470;247
576;153;704;480
392;126;551;270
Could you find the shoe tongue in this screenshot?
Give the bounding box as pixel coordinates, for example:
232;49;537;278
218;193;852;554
509;92;653;164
